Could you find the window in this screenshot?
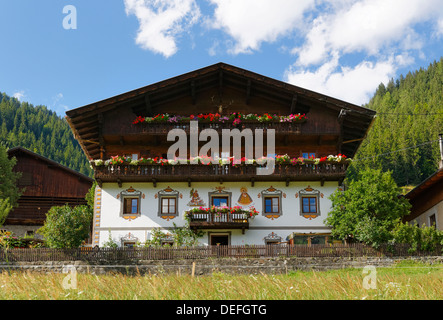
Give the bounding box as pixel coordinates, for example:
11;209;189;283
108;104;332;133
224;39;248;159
429;214;436;228
298;186;322;219
124;198;139;215
302;197;317;214
161;197;176;215
302;152;316;158
260;186;283;219
208;190;232;209
264;197;279;214
120;187;142;218
212;196;229;207
157;187;180;219
121;233;138;248
123;241;136;248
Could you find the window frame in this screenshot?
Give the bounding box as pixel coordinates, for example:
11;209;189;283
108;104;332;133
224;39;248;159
161;197;177;215
264;196;280;214
208;191;232;208
157;187;180;219
120;188;142;218
298;186;321;219
260;187;283;219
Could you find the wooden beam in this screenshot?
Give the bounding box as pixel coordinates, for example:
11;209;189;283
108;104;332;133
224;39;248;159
144;93;152;116
337;109;346;154
98;113;104;159
191;80;196;105
342;137;365;144
219;70;223;102
290;94;298;114
246;79;251;105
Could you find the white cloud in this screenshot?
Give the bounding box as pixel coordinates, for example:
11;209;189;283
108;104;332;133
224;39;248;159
295;0;441;67
124;0;201;58
285;54;397;105
13;90;25;101
208;0;315;54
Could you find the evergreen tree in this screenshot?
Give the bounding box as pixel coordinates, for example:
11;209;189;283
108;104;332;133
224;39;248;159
349;58;443;187
0;92;92;177
0;144;22;208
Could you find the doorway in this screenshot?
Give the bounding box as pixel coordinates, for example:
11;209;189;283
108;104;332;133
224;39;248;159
210;234;229;246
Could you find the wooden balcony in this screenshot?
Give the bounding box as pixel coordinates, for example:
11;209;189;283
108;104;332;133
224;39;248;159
105;119;339;136
187;211;250;232
92;162;349;187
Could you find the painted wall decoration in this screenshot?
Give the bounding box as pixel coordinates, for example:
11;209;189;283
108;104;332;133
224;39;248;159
187;188;206;206
237;187;253;206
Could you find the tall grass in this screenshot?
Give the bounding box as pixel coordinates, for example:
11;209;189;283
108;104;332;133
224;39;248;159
0;261;441;300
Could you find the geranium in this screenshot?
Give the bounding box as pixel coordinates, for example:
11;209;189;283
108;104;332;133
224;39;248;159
91;154;351;167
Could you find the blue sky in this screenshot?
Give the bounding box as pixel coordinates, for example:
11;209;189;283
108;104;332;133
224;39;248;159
1;0;443;117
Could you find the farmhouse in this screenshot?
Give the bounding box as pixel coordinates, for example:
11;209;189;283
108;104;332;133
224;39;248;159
403;134;443;230
4;147;93;238
65;63;376;247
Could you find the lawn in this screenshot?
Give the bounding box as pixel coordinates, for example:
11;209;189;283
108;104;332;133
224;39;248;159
0;260;442;300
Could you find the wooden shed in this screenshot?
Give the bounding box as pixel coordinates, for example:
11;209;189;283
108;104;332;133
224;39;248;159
4;147;93;237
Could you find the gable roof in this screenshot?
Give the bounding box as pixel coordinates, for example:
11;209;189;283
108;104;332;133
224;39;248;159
65;62;376;160
405;167;443;200
7;146;94;183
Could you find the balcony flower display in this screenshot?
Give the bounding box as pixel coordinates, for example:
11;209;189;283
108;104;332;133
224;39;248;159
90;154;351;167
184;206;259;222
133;112;307;126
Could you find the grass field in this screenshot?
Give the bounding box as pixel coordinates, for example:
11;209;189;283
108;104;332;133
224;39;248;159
0;260;442;300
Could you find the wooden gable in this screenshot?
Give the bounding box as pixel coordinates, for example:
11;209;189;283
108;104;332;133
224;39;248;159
6;147;93;225
66;62;376;161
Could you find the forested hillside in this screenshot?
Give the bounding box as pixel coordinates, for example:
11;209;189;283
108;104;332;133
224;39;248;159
348;58;443;187
0;93;92;177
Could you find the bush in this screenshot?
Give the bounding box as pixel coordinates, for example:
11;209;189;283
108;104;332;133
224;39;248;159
37;205;92;248
391;222;443;253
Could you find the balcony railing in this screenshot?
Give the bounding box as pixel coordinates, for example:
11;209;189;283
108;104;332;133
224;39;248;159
187;211;250;231
107;119;338;136
92;162;349;185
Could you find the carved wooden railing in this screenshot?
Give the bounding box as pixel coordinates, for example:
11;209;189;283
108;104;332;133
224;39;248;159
187;211;250;229
130;121;303;134
107;119;340;136
92;162;349;184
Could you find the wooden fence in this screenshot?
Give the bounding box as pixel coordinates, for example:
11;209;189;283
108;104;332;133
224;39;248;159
1;244;442;262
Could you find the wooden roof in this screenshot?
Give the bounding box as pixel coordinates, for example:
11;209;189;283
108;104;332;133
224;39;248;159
405;168;443;200
65;62;376;160
7;147;94;184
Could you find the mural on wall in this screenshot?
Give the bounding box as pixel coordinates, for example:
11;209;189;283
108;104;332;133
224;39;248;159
187;188;206;206
236;187;253;206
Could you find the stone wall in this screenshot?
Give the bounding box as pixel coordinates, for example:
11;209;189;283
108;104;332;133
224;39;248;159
1;256;442;276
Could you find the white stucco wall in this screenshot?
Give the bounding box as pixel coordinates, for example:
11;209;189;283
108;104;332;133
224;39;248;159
409;200;443;230
94;181;339;247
